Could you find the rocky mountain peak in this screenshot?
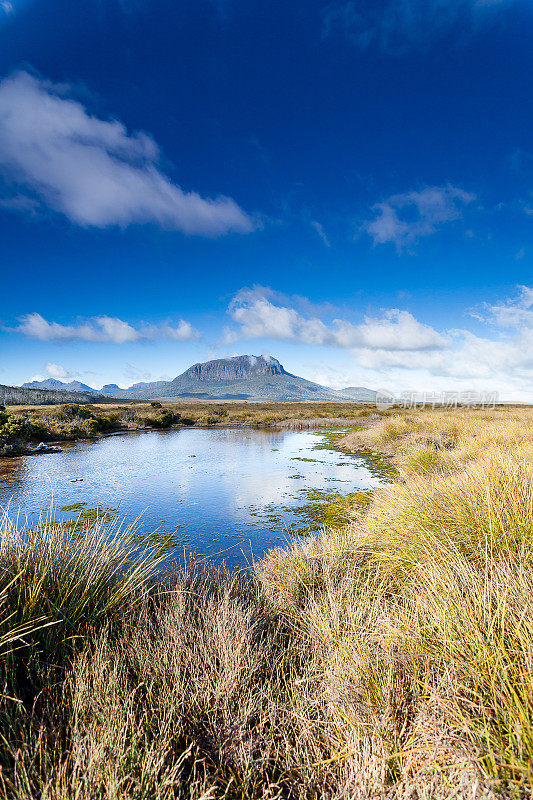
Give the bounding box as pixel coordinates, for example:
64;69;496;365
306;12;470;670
174;355;286;383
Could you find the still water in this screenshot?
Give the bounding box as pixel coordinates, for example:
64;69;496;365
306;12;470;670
0;427;382;567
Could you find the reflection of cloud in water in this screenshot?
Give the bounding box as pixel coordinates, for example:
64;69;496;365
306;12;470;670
232;472;292;513
0;427;383;565
220;432;380;522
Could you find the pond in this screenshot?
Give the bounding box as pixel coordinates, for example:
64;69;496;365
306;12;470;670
0;427;384;567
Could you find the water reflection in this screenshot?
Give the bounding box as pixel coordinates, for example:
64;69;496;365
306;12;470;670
0;427;382;566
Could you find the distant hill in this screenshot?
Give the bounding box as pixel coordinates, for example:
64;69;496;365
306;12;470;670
337;386;377;403
23;378;99;393
20;356;376;403
1;384;101;406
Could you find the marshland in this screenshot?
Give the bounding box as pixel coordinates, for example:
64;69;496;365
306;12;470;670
0;401;376;457
1;403;533;798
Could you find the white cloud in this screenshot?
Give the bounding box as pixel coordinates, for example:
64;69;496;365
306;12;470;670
45;362;69;379
362;185;475;250
481;285;533;328
227;287;448;350
0;193;39;212
0;71;255;235
323;0;517;54
12;313;201;343
148;320;199;340
311;220;331;247
352;299;533;398
227;290;331;345
334;310;449;350
352;328;533;384
226;285;533;399
123;363;152;383
1;2;14;15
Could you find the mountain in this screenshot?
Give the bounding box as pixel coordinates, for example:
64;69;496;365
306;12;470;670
338;386;377;403
21;356;376;403
127;380;170;392
181;355;285;381
97;355;375;402
23;378;99;393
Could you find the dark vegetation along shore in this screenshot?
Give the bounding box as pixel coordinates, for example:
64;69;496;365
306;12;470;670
1;405;533;797
0;401;374;456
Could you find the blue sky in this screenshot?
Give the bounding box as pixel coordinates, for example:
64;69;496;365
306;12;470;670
0;0;532;398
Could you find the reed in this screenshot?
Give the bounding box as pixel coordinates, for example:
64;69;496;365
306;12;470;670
0;510;162;659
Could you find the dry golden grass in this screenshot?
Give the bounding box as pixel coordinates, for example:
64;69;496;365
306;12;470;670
7;400;375;426
258;406;533;797
340;405;533;475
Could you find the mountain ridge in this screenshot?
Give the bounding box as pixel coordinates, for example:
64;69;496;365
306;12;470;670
22;378;97;393
22;355;376;403
179;355;287;381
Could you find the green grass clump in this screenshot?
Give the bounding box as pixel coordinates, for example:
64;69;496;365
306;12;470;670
0;511;161;660
290;488;372;532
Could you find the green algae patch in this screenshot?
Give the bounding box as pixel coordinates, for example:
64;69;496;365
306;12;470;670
60;506;119;531
59;502;88;513
314;428;397;482
137;529;180;556
288;488;373;533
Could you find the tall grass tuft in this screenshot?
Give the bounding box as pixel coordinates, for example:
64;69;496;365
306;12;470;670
0;510;162;655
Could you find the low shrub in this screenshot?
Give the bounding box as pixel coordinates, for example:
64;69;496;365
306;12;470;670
57;403;83;419
84;417;100;436
149;410;176;429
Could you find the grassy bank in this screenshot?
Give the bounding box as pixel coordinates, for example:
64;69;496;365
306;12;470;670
1;406;533;797
0;401;374;456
